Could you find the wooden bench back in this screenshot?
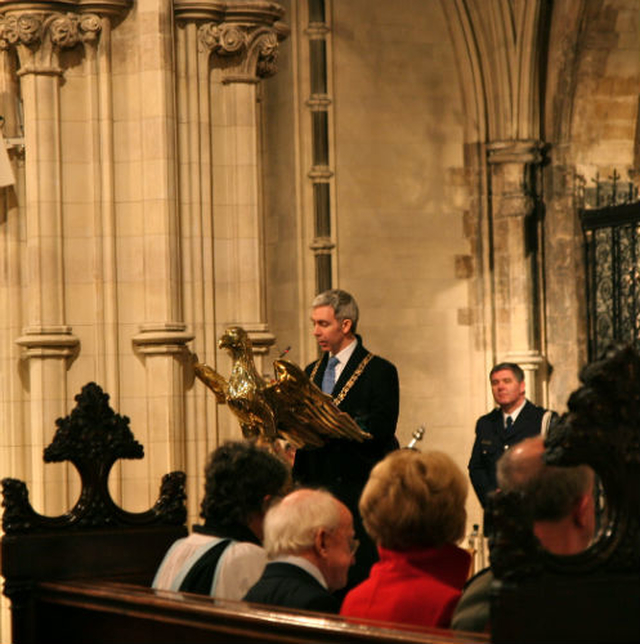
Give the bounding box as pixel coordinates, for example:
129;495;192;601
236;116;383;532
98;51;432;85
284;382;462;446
28;580;489;644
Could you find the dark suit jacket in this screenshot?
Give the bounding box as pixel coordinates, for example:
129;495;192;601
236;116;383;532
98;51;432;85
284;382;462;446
468;400;551;508
292;338;399;511
292;338;399;593
243;562;339;613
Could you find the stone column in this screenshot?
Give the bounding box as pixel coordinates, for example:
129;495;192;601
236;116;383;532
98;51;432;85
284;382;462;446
487;139;547;404
128;0;194;506
173;3;225;520
172;0;287;517
198;1;287;372
0;2;130;514
1;11;88;514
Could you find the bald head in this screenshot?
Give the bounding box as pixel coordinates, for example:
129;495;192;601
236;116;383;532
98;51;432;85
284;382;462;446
497;436;546;490
497;436;593;521
496;436;596;554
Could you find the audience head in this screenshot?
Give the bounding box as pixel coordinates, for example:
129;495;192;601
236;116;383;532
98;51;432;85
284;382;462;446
263;488;355;592
359;449;468;551
312;289;359;333
496;436;595;554
200;441;291;539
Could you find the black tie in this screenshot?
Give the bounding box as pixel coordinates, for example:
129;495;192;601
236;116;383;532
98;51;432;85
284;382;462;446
505;416;513;432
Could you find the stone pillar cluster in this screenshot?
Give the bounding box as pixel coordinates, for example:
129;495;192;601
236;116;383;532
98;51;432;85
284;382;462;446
0;2;128;514
487;140;547;402
442;0;551;405
0;0;287;519
172;1;286;477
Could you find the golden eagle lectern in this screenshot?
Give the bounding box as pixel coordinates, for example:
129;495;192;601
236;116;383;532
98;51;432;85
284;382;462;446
193;326;371;449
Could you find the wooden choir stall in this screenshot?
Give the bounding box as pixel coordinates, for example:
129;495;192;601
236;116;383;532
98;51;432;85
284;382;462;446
1;382;487;644
5;342;638;644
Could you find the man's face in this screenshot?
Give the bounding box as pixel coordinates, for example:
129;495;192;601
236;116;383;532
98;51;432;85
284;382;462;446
321;504;356;592
491;368;525;413
311;305;353;355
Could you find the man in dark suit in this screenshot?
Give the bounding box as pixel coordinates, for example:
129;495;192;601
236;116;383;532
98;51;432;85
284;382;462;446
243;489;356;612
292;289;399;589
468;362;556;518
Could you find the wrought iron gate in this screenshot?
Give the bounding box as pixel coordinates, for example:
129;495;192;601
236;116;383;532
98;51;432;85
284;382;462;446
580;173;640;359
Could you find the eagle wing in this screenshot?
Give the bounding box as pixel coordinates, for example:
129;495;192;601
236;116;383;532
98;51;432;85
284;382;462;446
265;359;372;449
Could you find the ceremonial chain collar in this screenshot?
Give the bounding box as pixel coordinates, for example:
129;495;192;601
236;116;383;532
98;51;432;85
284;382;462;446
310;352;373;406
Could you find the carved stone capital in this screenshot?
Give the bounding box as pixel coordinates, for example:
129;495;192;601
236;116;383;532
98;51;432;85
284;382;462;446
194;1;288;82
0;2;131;69
487;139;546;166
0;11;102;71
199;22;281;81
174;0;226;22
310;237;335;252
132;322;194;356
308;167;333;180
16;325;79;359
487;140;546;220
0;1;131;19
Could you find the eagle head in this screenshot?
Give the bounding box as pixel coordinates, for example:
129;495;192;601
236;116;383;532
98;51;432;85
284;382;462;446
219;326;252;356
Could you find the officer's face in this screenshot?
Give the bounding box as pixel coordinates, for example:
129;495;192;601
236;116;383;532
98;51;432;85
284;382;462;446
490;369;525;412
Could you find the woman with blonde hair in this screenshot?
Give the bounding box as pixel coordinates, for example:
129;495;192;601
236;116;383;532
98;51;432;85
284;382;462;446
340;449;471;628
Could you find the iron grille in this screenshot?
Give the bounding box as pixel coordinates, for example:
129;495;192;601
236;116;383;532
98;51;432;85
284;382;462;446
580;172;640;359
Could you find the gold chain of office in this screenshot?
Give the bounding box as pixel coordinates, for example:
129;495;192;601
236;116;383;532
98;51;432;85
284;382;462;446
309;352;373;406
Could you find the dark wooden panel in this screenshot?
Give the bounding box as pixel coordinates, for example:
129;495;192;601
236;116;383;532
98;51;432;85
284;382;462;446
492;576;640;644
2;525;186;586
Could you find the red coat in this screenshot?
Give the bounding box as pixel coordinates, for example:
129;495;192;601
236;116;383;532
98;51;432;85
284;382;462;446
340;543;471;629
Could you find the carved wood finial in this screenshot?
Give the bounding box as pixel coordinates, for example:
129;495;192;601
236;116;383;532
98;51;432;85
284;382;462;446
1;381;187;533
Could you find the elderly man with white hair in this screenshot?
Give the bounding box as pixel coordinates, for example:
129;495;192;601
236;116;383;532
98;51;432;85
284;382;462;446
243;488;356;612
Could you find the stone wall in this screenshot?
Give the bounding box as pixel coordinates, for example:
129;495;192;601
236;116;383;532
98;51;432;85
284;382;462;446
544;0;640;412
262;0;487;530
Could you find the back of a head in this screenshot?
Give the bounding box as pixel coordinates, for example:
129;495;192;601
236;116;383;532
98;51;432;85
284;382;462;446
359;449;468;550
200;441;291;530
312;289;359;332
263;488;341;558
496;436;592;522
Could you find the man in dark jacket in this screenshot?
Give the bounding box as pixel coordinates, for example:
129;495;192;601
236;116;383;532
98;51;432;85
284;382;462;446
292;289;399;590
454;436;595;633
468;363;556;526
243;489;356;613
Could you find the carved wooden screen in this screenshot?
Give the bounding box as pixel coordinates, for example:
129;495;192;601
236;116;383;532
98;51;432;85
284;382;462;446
581;176;640;359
